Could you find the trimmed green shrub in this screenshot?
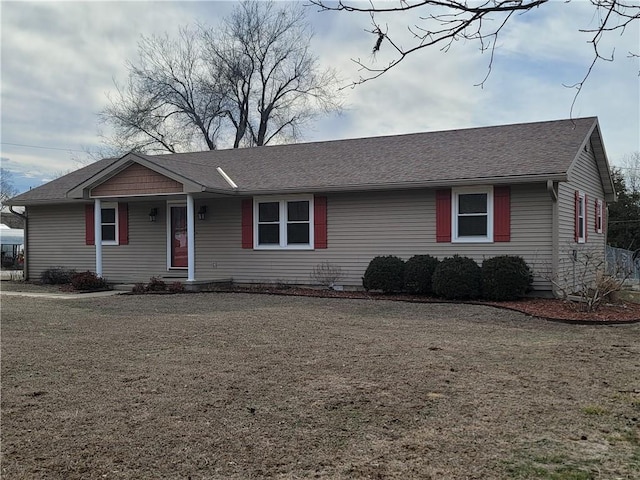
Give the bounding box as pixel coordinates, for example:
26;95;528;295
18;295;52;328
481;255;533;300
362;255;406;293
40;267;76;285
432;255;482;300
404;254;440;294
70;271;108;291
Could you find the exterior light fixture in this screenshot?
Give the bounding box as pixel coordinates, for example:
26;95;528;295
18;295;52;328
149;208;158;222
198;205;207;221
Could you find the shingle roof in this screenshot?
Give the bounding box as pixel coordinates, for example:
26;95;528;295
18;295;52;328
8;117;601;204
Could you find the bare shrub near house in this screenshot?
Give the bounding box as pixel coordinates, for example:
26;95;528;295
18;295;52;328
540;245;631;312
310;261;343;288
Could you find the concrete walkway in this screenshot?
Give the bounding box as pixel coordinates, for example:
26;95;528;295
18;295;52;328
1;289;122;300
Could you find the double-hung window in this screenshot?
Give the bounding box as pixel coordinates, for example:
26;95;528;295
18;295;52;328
101;202;118;245
576;191;586;243
452;187;493;243
595;199;603;234
255;196;313;249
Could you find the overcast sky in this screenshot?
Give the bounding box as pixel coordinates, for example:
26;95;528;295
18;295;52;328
1;0;639;194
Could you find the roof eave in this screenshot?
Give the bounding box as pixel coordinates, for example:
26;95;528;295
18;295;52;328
236;173;569;196
3;198;80;207
567;118;617;203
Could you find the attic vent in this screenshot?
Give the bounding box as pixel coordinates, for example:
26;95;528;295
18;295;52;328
217;167;238;189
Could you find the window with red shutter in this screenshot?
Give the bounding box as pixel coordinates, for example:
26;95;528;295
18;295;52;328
493;186;511;242
244;195;317;250
241;199;253;249
314;196;327;249
85;202;128;245
575;191;586;243
435;189;452;243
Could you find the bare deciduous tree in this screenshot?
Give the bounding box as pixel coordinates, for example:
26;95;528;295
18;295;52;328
0;169;18;205
203;1;342;148
619;151;640;194
102;27;227;154
310;0;639;108
101;1;342;154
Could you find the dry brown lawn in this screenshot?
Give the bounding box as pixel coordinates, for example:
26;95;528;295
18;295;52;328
1;292;639;479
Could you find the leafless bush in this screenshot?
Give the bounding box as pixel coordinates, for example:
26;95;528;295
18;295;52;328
310;261;343;288
538;245;631;312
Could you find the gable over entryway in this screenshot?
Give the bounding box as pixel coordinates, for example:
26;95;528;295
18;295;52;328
91;163;183;196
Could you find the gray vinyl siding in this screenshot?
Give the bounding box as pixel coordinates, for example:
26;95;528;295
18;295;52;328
555;142;607;291
102;201;169;282
25;184;554;290
26;202;171;283
196;183;553;290
26;204;95;280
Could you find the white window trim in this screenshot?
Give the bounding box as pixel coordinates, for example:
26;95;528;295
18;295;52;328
595;198;603;234
577;191;586;244
253;195;314;250
452;186;494;243
101;202;118;246
166;200;188;270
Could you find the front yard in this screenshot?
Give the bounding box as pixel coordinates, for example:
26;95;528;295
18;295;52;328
1;292;639;479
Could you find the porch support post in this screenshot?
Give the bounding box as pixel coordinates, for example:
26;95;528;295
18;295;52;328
94;198;103;277
186;193;195;282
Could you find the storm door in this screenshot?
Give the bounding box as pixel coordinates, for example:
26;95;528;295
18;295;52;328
170;205;188;268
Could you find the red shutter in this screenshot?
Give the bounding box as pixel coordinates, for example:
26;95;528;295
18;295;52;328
118;203;129;245
241;199;253;249
574;190;580;242
314;196;328;249
594;199;600;233
602;200;606;235
584;194;588;242
85;204;95;245
493;186;511;242
436;189;452;243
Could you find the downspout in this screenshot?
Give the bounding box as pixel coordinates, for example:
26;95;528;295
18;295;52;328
9;206;28;280
547;180;560;297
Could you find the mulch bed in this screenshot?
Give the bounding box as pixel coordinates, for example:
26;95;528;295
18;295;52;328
205;285;640;324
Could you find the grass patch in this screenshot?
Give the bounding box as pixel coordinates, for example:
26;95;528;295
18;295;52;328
504;461;595;479
581;405;609;416
3;293;640;479
616;289;640;304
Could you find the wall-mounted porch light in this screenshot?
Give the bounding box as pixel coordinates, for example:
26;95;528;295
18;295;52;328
198;205;207;221
149;208;158;222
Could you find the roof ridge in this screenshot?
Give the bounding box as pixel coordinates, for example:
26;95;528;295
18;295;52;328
144;117;598;158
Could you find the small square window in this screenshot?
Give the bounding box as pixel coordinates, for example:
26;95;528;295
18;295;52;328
287;201;309;222
287;223;310;244
258;224;280;244
458;216;488;236
101;208;116;224
259;202;279;222
458;194;487;214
